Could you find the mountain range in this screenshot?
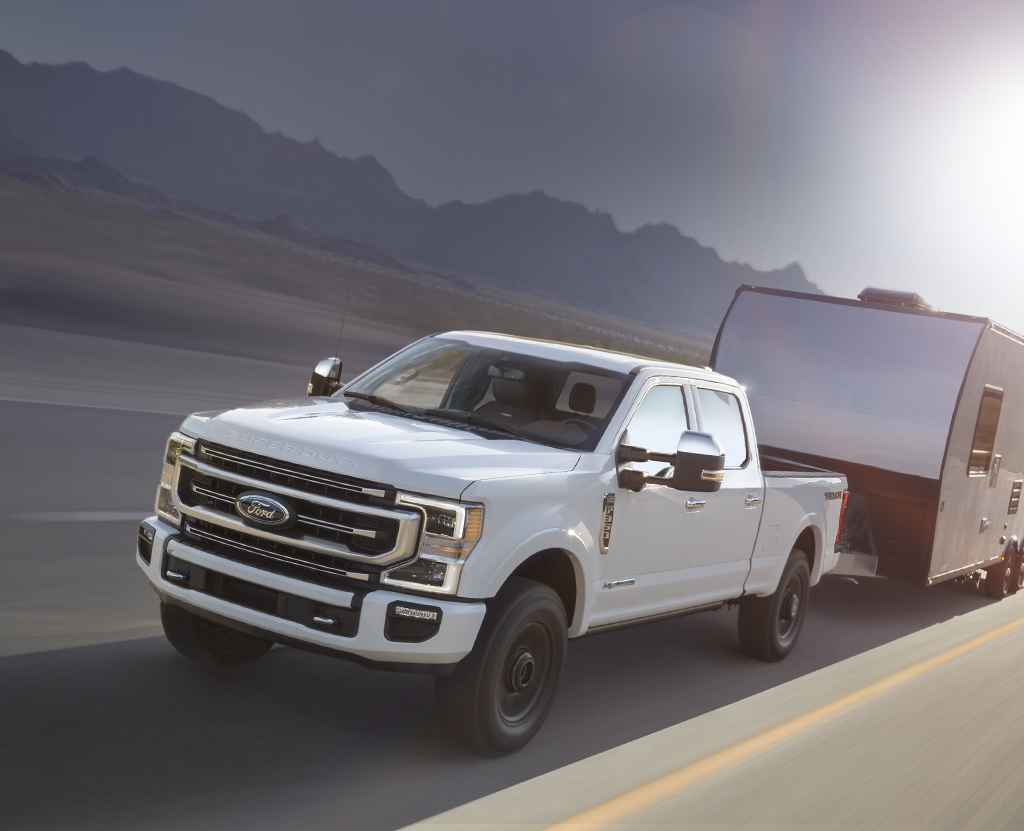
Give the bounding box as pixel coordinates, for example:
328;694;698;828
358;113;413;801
0;49;819;338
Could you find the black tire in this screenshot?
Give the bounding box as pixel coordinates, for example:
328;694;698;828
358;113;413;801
1011;543;1023;595
160;602;273;666
986;547;1015;600
738;548;810;662
435;577;567;755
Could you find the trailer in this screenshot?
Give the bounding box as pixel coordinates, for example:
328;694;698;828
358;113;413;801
711;285;1024;597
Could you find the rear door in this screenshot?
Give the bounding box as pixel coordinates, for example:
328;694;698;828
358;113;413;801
688;383;763;603
593;381;704;625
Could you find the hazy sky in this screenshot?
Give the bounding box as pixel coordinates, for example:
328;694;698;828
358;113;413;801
3;0;1024;329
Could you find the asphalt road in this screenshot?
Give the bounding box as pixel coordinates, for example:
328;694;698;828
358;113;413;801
0;398;1005;831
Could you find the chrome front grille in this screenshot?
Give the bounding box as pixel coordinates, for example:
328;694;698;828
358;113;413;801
185;469;397;555
171;449;422;577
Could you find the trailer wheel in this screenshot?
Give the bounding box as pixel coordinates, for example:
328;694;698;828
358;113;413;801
160;602;273;665
738;548;810;662
985;549;1014;600
1011;542;1023;595
435;577;567;756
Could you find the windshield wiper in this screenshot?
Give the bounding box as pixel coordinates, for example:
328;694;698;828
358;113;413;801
424;408;540;442
343;391;416;414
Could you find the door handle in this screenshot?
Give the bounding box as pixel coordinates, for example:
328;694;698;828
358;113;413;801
745;494;763;507
686;498;706;511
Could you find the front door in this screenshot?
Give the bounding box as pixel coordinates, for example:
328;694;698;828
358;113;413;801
592;382;705;626
688;383;763;604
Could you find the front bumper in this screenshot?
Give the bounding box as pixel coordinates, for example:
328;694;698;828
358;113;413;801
137;518;486;672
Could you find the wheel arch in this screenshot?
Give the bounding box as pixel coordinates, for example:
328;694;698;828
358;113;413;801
794;525;818;578
473;528;595;637
760;515;824;596
511;549;580;632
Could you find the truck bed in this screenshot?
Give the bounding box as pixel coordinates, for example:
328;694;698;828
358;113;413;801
760;453;845;478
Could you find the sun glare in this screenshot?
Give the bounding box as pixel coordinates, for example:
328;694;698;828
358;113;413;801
896;56;1024;251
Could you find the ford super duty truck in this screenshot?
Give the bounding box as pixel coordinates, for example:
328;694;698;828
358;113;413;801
137;332;847;754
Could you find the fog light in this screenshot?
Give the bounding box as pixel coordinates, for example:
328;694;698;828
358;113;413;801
393;605;439;622
155;483;181;526
384;600;443;643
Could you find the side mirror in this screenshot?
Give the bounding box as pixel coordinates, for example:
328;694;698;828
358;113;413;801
617;430;725;493
672;431;725;493
308;357;343;397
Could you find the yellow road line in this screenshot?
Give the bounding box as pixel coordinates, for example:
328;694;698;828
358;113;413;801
546;613;1024;830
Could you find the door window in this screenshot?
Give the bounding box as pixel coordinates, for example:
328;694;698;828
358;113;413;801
624;385;689;475
695;387;748;468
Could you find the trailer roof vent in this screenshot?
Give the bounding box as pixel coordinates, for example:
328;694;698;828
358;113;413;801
858;287;933;311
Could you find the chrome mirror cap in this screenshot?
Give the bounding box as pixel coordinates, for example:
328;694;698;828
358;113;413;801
308;357;343;397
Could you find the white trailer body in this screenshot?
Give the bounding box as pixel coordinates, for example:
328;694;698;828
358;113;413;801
712;286;1024;586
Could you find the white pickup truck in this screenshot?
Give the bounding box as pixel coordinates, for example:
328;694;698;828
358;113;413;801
137;332;847;754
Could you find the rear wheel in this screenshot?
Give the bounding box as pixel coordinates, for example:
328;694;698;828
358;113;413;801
738;549;811;662
435;577;567;755
160;602;273;666
985;549;1014;600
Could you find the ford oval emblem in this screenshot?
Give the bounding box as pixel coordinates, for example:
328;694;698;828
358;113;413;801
235;492;292;526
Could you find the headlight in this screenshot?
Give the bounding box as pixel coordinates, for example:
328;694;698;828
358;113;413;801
155;431;195;527
164;432;195;466
383;495;484;594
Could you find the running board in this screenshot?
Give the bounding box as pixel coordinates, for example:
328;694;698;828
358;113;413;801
583;601;726;637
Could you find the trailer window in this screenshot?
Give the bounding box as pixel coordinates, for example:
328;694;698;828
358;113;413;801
968;385;1003;476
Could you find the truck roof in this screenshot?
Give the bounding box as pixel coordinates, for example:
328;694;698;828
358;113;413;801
438;330;717;378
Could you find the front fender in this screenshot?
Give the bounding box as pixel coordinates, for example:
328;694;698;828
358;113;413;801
473;527;596;638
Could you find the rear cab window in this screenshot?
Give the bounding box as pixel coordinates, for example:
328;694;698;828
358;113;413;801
693;386;749;468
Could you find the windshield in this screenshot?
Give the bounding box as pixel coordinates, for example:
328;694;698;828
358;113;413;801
343;337;631;451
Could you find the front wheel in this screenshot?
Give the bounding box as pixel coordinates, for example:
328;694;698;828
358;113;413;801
738;548;811;662
160;602;273;666
435;577;567;755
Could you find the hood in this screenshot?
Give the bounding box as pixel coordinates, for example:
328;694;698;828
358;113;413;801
181;397;581;498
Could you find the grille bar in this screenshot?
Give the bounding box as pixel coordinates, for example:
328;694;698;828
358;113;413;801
297;514;382;540
184;521;370;581
190;482;234;506
199;442;390;501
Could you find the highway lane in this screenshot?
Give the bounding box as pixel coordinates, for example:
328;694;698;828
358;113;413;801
0;398;1002;830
